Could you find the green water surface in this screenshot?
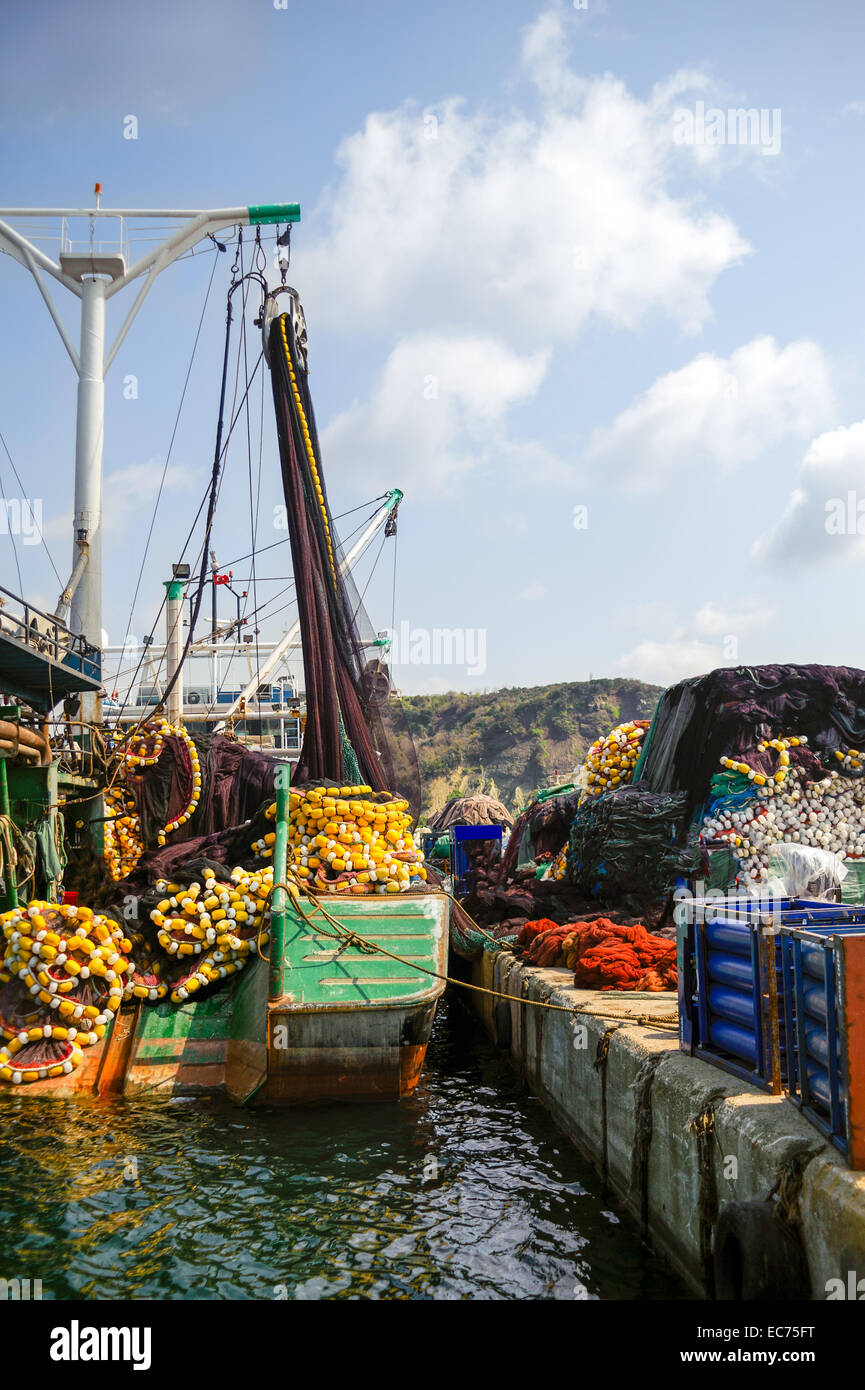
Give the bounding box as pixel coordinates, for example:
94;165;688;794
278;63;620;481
0;1000;689;1300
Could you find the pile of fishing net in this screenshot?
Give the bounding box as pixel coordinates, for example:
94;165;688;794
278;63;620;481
699;733;865;889
498;789;582;883
104;718;202;880
636;664;865;829
428;795;513;832
515;915;677;991
580;721;650;801
567;785;689;903
144;864;272;1001
262;780;428;895
0;901;132;1083
269;308;421;816
454;787;614;958
103;722;276;882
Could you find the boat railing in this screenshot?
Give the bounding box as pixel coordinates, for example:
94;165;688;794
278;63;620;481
0;584;101;684
48;714;110;781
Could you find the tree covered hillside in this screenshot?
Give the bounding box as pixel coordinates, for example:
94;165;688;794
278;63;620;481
402;678;663;821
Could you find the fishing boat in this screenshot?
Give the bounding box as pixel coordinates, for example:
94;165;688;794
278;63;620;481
0;195;449;1103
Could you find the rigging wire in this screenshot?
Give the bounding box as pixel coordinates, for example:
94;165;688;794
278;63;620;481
109;308;265;722
215;495;389;573
197;239;265;725
350;530;388;632
223;502;383;634
113;248;219;687
244;231;264;746
0;428;64;589
155;236;269;716
104;241;392;730
0;455;23;595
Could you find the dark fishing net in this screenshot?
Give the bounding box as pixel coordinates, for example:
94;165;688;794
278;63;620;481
269;309;422;818
566;785;690;906
0;978;41;1033
8;1039;76;1069
429;796;514;832
498;790;582;881
635;664;865;830
135;731;277;848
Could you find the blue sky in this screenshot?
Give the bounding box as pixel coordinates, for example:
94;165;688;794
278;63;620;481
1;0;865;697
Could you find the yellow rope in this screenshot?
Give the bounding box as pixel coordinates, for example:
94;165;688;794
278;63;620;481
272;869;678;1026
278;316;338;590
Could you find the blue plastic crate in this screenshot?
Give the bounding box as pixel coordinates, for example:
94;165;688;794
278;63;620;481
450;824;503;896
678;897;865;1091
780;926;865;1165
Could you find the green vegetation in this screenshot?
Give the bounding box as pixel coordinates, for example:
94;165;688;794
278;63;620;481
402;678;663;820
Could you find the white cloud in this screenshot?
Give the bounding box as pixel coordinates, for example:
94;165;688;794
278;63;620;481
102;459;199;535
614;637;722;687
300;10;749;345
320;334;550;494
752;419;865;566
517;582;549;602
480;511;530;539
614;599;776;685
691;600;776;637
589;336;835;492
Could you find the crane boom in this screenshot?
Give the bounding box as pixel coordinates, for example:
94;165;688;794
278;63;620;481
223;489;403;723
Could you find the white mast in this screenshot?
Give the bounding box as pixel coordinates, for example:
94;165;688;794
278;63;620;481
0;193;300;723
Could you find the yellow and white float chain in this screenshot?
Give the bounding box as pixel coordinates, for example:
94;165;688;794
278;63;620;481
149;865;271;1002
0;902;132;1083
705;736;865;884
580;721;649;802
103;718;203;879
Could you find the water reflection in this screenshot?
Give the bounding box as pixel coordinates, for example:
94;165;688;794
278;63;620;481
0;999;687;1300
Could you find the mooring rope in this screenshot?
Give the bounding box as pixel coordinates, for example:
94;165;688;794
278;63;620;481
262;870;679;1027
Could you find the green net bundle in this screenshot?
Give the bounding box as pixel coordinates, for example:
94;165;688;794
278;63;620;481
566;785;689;903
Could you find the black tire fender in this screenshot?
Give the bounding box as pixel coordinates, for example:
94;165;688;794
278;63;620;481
714;1200;811;1300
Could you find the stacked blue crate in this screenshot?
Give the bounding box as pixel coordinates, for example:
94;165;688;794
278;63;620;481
780;927;865;1162
678;896;865;1091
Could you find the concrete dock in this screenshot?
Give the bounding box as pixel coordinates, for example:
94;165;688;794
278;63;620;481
469;949;865;1298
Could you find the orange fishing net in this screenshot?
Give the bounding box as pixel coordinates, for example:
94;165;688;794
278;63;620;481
518;916;677;991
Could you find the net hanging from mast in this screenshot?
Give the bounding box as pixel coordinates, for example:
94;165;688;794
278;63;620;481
268;307;421;816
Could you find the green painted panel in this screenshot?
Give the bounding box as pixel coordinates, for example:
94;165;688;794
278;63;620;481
279;893;449;1005
135;979;237;1047
1;760;60;910
229;955;268;1044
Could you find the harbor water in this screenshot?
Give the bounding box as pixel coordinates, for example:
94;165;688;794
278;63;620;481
0;999;687;1300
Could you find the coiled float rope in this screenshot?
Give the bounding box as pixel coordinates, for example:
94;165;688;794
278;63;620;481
0;902;132;1082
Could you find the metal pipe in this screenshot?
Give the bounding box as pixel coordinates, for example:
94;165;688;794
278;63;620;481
211;552;219;706
164;579;185;726
0;740;39;762
0;216;82;293
0;205;299;219
0;720;48;752
71;276;105;724
55;536;90;624
19;244;80;369
0;758;18;909
268;780;290;1001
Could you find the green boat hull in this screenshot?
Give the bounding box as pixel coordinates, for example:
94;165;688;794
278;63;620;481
121;890;449;1104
